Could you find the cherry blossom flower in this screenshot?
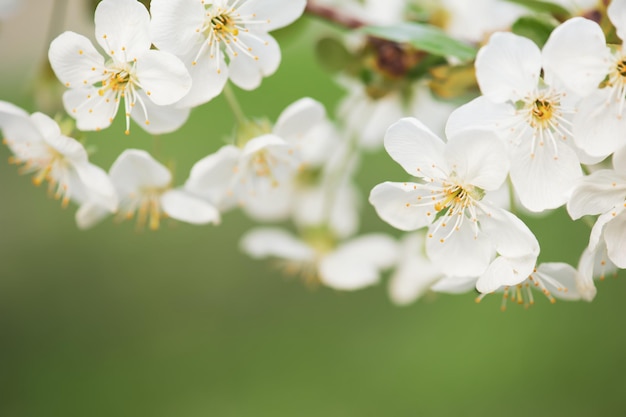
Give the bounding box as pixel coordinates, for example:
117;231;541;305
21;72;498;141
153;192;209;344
568;145;626;269
183;97;330;221
475;263;582;310
0;101;117;216
150;0;306;107
571;1;626;158
369;117;539;293
48;0;192;135
77;149;220;230
241;227;398;290
447;18;610;212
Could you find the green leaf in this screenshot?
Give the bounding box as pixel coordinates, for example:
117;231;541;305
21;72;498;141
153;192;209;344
503;0;571;19
360;22;477;62
512;15;558;48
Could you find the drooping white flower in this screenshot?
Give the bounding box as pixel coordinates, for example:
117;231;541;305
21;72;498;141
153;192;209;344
571;2;626;158
447;18;610;212
241;227;398;290
369;117;539;293
78;149;220;230
0;101;117;217
184;97;330;221
48;0;192;134
567;145;626;268
475;263;582;310
150;0;306;107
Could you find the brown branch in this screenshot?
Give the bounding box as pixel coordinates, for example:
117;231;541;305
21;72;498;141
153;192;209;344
304;1;367;29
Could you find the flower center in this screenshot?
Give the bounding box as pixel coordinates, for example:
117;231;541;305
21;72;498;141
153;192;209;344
120;187;168;231
516;89;573;158
426;179;484;243
7;145;72;207
604;51;626;118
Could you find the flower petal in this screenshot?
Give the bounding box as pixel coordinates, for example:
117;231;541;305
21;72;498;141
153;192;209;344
369;182;434;231
130;91;191;134
149;0;205;56
228;32;281;90
135;50;191;106
445;96;518;140
603;209;626;268
273;97;326;142
567;170;626;219
94;0;150;59
185;145;241;208
445;129;510;190
160;189;220;225
510;136;582;212
609;0;626;42
240;227;314;262
175;52;229;108
534;262;581;301
319;234;398;290
478;204;540;259
62;87;117;132
237;0;306;32
542;17;610;97
48;31;105;87
383;117;447;179
109;149;171;193
476;254;536;293
475;31;541;102
573;90;626;158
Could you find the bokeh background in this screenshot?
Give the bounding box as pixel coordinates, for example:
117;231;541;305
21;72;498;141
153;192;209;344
1;1;626;416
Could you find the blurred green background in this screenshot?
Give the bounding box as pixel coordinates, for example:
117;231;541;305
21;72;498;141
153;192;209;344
1;2;626;416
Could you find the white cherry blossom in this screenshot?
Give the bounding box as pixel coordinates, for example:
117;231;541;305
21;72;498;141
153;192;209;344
447;18;610;212
241;227;398;290
78;149;220;230
369;117;539;293
48;0;192;134
0;101;117;216
150;0;306;107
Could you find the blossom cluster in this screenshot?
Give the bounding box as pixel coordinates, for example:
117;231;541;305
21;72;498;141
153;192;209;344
1;0;625;310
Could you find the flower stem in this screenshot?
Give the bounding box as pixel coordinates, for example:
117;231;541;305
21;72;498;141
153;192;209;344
305;0;366;29
223;83;247;126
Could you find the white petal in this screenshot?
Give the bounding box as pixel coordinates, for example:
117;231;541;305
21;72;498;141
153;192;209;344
479;204;540;259
185;145;241;207
75;201;112;230
273;97;325;142
476;254;536;293
135;50;191;105
73;162;118;212
175;52;229;108
29;112;62;143
130;91;191;134
109;149;171;193
149;0;205;56
510;137;582;212
160;189;220;225
567;170;626;219
369;182;434;231
383;117;447;179
48;32;105;88
573;90;626;158
445;96;517;139
588;210;615;251
43;133;88;165
241;133;288;156
319;234;398;291
603;209;626;268
534;262;581;301
445;129;510;190
228;32;281;90
240;227;314;262
426;220;494;277
241;182;294;221
609;0;626;42
388;233;443;305
94;0;150;59
237;0;306;32
63;87;117;132
475;32;541;102
542;17;610;97
576;247;598;301
430;275;477;294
